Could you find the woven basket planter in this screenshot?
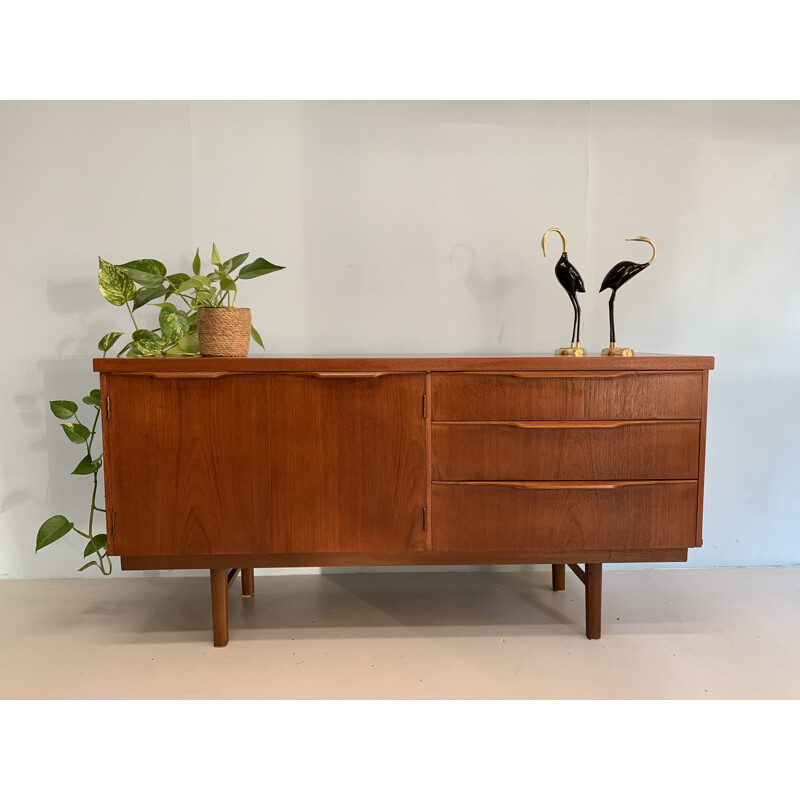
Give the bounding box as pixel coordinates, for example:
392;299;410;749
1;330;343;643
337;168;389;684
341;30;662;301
197;307;252;357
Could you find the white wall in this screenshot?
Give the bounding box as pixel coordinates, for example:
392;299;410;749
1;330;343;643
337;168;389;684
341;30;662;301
1;100;798;578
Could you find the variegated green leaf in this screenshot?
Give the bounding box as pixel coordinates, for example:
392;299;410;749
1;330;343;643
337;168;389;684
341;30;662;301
115;259;167;287
220;277;237;292
159;305;190;347
239;258;286;279
98;332;123;353
61;422;91;444
192;248;201;275
132;285;167;310
36;515;74;551
129;329;164;357
98;258;136;306
50;400;77;419
72;454;103;475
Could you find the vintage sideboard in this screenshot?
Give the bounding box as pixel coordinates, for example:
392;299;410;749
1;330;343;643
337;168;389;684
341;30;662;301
94;354;714;646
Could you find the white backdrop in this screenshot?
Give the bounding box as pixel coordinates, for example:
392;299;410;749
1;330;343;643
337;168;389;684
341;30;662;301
1;100;798;578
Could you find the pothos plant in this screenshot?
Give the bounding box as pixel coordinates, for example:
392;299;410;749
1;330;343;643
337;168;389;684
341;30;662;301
99;243;285;356
36;244;286;573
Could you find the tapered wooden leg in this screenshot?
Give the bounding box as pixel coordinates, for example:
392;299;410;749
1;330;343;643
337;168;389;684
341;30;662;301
210;568;229;647
241;567;255;597
552;563;565;592
585;563;602;640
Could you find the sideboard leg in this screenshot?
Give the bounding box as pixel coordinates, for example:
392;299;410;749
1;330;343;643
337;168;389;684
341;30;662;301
552;564;566;591
210;568;230;647
585;563;602;640
241;567;255;597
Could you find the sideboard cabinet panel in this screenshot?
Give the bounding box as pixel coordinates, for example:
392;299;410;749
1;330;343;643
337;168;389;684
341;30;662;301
432;371;703;421
102;374;271;556
431;480;698;551
269;373;427;553
432;420;701;481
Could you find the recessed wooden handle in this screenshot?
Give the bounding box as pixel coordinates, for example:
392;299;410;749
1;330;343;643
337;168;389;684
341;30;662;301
126;372;238;379
307;372;388;378
433;480;693;490
468;371;683;379
439;420;676;430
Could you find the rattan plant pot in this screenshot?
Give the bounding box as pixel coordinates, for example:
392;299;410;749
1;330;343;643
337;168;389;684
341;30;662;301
197;307;252;357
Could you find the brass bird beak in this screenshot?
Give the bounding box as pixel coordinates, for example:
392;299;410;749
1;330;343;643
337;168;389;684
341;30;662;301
626;236;657;264
542;227;568;257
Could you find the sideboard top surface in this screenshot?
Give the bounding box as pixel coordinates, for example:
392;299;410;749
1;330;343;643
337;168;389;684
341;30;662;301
94;354;714;374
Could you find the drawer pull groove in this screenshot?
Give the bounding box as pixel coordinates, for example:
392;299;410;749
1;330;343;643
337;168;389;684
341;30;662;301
307;372;388;378
127;371;235;379
432;480;696;490
435;419;699;429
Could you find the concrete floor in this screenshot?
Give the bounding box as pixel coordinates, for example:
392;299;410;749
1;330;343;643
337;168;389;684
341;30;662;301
1;566;798;699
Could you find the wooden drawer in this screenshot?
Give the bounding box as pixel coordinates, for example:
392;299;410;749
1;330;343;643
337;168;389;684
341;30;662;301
431;371;703;420
431;480;698;551
432;420;700;481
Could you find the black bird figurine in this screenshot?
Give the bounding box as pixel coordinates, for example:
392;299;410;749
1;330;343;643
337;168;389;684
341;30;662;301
541;227;586;356
599;236;657;357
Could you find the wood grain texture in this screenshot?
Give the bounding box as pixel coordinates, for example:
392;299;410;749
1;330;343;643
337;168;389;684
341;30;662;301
425;372;433;550
120;547;689;570
241;567;255;597
552;564;566;591
210;568;229;647
94;354;714;645
585;563;602;639
94;354;715;374
98;373;116;554
269;373;427;553
696;370;710;546
432;420;701;481
431;480;698;551
104;374;271;556
432;370;704;421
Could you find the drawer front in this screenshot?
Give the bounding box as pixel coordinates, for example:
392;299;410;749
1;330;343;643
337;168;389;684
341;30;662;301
432;420;700;481
431;481;698;551
431;371;703;420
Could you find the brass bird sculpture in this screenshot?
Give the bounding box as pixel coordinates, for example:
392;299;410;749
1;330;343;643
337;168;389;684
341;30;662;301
542;227;586;356
599;236;657;357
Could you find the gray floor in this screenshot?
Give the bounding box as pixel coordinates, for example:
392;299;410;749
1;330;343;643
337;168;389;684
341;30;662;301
1;566;798;699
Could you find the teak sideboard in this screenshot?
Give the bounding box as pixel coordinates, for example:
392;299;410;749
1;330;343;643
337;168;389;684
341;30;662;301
94;354;714;646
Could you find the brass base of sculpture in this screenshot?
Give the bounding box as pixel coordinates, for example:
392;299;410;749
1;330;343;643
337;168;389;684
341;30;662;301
555;342;586;357
601;342;634;357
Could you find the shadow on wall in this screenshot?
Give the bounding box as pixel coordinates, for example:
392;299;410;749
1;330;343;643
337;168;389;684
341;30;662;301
450;243;534;352
4;269;125;576
8;359;106;575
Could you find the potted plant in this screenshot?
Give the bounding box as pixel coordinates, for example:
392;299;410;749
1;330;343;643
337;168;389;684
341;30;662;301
97;243;286;357
36;243;287;572
178;244;285;357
